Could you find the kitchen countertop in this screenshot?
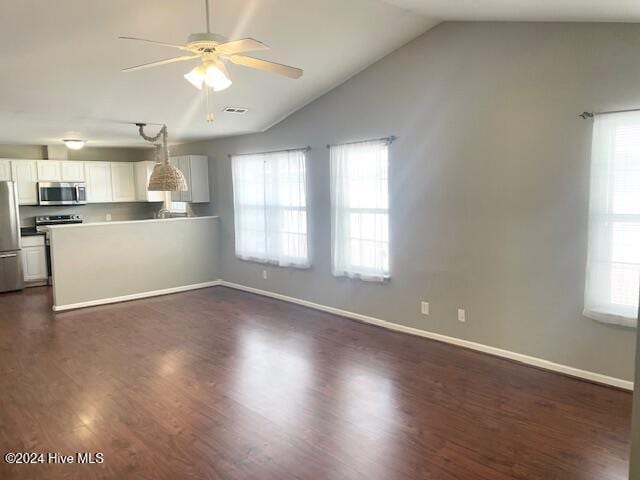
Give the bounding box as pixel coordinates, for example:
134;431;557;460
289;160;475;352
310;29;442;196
20;227;45;237
45;216;219;229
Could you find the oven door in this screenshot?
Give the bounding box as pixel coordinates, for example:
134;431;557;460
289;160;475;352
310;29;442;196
38;183;85;205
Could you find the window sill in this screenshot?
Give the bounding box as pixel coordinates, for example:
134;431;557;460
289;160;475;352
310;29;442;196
583;308;638;328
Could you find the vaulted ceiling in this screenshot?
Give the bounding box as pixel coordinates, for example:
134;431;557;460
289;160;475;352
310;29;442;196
0;0;638;147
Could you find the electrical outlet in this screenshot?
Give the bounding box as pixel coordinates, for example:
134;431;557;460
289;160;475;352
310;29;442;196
421;301;429;315
262;270;268;280
458;308;466;322
105;213;112;221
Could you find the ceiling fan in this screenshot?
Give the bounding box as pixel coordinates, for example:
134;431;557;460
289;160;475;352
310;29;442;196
120;0;303;121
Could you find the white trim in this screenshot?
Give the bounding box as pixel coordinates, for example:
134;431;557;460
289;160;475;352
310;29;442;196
52;280;223;312
220;281;634;391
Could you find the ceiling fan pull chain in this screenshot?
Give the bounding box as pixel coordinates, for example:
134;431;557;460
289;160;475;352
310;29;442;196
206;86;214;123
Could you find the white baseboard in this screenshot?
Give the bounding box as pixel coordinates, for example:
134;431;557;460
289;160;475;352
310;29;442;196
52;280;223;312
220;281;634;391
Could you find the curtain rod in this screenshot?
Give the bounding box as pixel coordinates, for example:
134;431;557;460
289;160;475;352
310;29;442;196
228;146;311;158
580;108;640;119
325;135;397;149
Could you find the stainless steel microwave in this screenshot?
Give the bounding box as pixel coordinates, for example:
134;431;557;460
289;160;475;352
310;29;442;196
38;182;87;206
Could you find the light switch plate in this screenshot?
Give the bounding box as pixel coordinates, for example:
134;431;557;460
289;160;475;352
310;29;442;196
458;308;466;322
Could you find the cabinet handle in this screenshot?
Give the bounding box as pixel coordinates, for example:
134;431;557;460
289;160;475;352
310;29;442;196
0;253;17;259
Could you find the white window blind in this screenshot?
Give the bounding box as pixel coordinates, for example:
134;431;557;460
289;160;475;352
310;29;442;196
584;112;640;327
232;149;309;268
330;139;390;282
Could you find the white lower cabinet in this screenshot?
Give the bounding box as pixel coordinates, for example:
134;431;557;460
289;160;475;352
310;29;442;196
21;236;47;283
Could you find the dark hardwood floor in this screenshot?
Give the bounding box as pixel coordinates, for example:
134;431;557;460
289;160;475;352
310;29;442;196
0;286;632;480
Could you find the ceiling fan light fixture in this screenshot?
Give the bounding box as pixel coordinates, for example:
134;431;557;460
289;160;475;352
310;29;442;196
184;61;231;91
184;64;206;90
204;61;232;91
62;139;86;150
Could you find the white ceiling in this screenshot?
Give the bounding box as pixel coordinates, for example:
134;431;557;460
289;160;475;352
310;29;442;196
1;0;638;147
0;0;433;147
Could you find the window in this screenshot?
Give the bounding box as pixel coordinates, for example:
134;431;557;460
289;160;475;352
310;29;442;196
330;139;390;281
232;148;309;267
584;112;640;327
170;201;188;213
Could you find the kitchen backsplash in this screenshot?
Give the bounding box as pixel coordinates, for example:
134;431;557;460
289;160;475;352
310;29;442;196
20;202;160;226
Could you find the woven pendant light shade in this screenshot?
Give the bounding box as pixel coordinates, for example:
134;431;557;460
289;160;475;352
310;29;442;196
148;163;188;192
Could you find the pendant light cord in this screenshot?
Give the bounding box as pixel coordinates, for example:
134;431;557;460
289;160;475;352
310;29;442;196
137;124;170;164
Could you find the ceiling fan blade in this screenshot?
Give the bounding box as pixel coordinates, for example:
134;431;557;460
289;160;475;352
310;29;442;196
215;38;269;55
123;55;200;72
119;36;190;51
228;55;303;79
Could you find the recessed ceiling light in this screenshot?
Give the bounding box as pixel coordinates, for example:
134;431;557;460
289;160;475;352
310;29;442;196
62;139;86;150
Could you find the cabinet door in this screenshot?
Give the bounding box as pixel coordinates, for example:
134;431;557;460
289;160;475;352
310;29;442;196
0;159;11;181
111;163;136;202
36;161;62;181
10;160;38;205
180;157;193;202
22;246;47;282
60;161;85;182
135;162;163;202
188;156;210;203
169;157;183;202
84;162;113;203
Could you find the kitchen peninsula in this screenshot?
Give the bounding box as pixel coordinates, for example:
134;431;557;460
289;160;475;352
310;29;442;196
48;216;220;311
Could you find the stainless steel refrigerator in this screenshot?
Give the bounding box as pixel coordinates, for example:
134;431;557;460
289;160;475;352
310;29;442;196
0;181;24;292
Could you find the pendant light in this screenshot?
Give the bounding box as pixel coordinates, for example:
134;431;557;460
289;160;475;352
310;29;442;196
136;123;187;193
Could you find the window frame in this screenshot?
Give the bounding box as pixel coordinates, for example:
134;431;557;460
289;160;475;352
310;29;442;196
231;148;310;268
330;138;391;282
584;112;640;327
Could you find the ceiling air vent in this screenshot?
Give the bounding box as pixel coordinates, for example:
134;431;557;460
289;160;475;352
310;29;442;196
223;107;249;114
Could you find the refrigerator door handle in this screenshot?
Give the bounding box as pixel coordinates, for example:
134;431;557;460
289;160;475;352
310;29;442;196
0;253;18;259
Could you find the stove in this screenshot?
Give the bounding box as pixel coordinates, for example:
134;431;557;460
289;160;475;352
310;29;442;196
35;214;83;231
34;215;83;285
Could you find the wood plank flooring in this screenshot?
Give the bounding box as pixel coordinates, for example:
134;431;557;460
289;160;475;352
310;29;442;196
0;286;633;479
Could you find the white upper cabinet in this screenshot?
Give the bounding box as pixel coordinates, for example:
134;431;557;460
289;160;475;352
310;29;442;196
170;155;209;203
84;161;113;203
60;161;85;182
36;160;62;182
134;161;164;202
111;163;136;202
10;160;38;205
0;160;11;181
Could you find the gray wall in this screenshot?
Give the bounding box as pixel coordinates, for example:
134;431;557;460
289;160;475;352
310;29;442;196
174;22;639;381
